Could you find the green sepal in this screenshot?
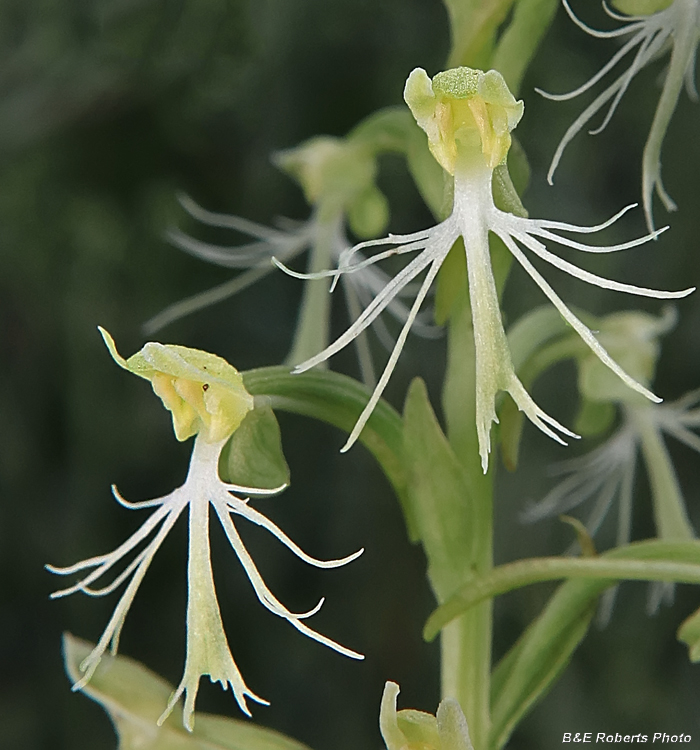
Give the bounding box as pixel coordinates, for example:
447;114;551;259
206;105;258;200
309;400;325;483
347;184;390;239
504;137;530;198
63;634;313;750
492;163;527;219
99;327;254;442
402;377;478;599
219;401;290;489
678;606;700;662
404;67;523;175
573;398;616;438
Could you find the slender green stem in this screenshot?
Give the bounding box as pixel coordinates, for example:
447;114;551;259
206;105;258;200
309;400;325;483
425;540;700;640
440;253;493;750
631;406;695;541
286;209;341;367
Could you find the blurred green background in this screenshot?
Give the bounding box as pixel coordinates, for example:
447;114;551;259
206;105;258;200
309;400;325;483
2;1;700;748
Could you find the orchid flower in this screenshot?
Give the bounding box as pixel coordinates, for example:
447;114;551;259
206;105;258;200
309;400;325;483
48;329;363;731
523;310;696;620
541;0;700;230
379;681;474;750
284;66;693;472
145;137;439;386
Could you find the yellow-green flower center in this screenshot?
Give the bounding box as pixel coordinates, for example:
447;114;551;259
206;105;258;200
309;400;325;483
404;66;523;174
100;328;254;442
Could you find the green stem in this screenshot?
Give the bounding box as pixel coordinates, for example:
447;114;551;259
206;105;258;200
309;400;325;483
441;256;493;750
631;405;695;541
285;208;341;367
425;540;700;640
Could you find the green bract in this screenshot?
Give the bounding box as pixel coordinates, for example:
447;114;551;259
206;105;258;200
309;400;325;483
404;66;523;174
100;327;254;442
63;634;314;750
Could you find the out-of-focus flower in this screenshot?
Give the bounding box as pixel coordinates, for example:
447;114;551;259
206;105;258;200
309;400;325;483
146;135;439;386
523;310;697;620
541;0;700;230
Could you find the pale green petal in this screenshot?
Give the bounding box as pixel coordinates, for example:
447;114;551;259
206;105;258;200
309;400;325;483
99;327;254;442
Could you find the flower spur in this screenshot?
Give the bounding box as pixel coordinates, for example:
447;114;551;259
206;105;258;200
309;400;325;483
283;66;693;472
48;329;363;731
145;136;439;386
541;0;700;230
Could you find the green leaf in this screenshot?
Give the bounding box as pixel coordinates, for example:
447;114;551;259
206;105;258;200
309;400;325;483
402;377;477;599
403;378;491;750
420;540;700;749
489;590;595;750
241;366;412;536
220;401;290;489
677;606;700;662
489;541;700;749
63;633;314;750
